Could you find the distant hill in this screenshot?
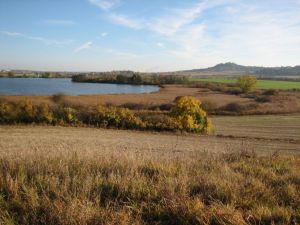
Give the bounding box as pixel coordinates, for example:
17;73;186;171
184;62;300;76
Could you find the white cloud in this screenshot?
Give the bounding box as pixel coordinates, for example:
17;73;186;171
88;0;119;10
1;31;74;46
43;20;76;26
74;41;93;52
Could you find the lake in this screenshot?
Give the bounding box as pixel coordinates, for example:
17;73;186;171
0;78;160;96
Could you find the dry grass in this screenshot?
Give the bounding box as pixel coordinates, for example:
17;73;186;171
1;124;300;224
213;114;300;141
1;125;299;157
2;84;300;116
0;138;299;224
0;85;252;108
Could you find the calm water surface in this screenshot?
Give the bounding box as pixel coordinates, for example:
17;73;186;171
0;78;160;96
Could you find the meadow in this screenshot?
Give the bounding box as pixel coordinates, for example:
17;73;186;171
0;125;300;225
190;78;300;90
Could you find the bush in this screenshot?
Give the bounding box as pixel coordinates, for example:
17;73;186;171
159;103;174;111
170;96;213;134
141;114;181;131
255;96;273;103
16;100;36;123
263;89;279;96
52;106;78;125
88;106;145;129
35;103;53;123
237;76;257;93
201;100;218;113
222;102;244;113
226;87;243;95
51;93;66;103
121;103;148;110
0;102;15;123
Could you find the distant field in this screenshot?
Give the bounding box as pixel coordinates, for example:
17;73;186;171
212;114;300;141
191;77;300;90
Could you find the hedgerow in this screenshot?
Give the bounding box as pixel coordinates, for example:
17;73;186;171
0;97;212;134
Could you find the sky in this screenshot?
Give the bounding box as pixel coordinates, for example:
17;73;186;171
0;0;300;72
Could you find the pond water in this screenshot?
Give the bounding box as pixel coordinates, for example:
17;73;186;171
0;78;160;96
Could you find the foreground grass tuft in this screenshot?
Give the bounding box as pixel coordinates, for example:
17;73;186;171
0;151;299;224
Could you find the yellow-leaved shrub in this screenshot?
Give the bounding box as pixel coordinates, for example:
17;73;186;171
90;106;145;129
170;96;213;134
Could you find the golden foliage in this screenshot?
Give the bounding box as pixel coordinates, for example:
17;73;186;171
170;96;213;134
237;75;257;93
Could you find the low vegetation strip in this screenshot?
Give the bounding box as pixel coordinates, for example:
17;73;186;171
191;78;300;90
0;149;299;225
0;96;213;134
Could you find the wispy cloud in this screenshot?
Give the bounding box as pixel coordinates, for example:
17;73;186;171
43;20;76;26
108;13;143;29
88;0;119;10
92;0;300;67
1;31;74;45
74;41;93;52
1;31;23;37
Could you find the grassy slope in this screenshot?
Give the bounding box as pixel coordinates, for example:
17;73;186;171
191;77;300;89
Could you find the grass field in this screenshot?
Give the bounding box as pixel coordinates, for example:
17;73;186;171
0;123;300;224
1;114;300;224
213;114;300;141
191;77;300;90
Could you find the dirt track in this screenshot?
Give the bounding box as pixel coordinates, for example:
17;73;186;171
1;125;299;158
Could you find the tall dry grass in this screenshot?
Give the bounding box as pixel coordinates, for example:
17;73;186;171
0;148;299;225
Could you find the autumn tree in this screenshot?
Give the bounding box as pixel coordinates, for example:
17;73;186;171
237;75;257;93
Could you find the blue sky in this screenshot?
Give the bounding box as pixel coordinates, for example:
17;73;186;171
1;0;300;72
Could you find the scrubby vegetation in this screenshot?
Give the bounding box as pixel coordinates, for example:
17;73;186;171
0;96;212;134
0;149;299;225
